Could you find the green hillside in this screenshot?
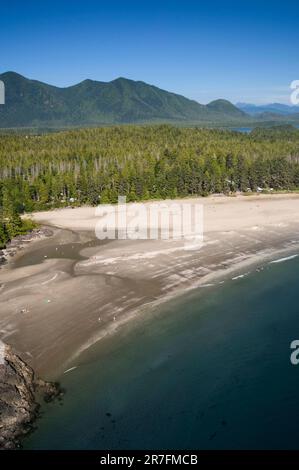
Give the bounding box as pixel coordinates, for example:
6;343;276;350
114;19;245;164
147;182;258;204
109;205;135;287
0;72;252;127
207;99;247;118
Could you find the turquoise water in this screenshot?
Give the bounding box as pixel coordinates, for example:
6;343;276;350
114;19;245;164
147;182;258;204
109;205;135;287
25;255;299;449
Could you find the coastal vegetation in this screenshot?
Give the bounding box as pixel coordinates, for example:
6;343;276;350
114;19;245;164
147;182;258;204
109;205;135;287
1;124;299;247
0;193;36;249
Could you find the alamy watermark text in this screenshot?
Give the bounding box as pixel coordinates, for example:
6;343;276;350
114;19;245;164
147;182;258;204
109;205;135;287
0;80;5;105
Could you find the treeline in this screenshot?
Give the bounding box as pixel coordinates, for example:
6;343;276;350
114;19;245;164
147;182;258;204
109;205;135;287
1;124;299;246
0;189;36;248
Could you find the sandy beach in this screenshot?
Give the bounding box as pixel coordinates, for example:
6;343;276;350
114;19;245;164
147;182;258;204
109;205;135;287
1;193;299;379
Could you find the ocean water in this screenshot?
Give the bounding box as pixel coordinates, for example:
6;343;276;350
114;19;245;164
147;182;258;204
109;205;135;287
24;254;299;450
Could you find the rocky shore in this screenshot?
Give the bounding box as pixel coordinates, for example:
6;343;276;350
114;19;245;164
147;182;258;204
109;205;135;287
0;343;61;449
0;227;53;268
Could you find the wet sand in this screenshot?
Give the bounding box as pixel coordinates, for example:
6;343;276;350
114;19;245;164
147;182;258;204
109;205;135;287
1;194;299;379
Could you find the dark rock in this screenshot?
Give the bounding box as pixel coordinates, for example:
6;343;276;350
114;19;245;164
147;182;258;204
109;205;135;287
0;227;54;269
0;343;61;449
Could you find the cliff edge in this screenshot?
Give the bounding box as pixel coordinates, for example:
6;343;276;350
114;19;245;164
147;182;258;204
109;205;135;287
0;342;60;449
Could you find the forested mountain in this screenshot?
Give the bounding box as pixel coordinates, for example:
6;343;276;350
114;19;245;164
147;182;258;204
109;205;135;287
1;124;299;247
207;99;247;118
254;111;299;122
0;72;252;127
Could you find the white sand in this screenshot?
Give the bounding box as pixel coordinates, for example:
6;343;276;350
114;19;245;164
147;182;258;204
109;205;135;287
30;194;299;233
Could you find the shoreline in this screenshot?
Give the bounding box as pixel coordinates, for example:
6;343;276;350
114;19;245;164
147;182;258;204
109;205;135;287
0;343;61;449
1;194;299;379
67;241;299;368
0;227;54;268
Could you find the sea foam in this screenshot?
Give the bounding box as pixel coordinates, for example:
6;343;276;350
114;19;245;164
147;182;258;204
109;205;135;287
270;254;298;264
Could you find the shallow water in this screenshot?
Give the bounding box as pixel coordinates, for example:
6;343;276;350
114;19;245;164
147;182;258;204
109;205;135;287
12;230;110;270
24;254;299;449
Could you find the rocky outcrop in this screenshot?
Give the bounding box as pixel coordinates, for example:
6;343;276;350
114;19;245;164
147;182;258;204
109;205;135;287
0;343;60;449
0;227;53;268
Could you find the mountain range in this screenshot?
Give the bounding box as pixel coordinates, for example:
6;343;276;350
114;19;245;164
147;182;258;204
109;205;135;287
237;102;299;116
0;72;298;128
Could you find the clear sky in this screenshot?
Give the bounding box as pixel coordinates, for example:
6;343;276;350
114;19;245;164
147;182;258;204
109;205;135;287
1;0;298;104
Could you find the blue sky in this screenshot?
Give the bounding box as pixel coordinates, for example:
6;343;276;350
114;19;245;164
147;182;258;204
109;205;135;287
1;0;298;104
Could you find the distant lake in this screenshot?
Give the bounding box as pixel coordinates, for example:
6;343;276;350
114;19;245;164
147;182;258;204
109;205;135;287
231;127;253;134
231;125;299;134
